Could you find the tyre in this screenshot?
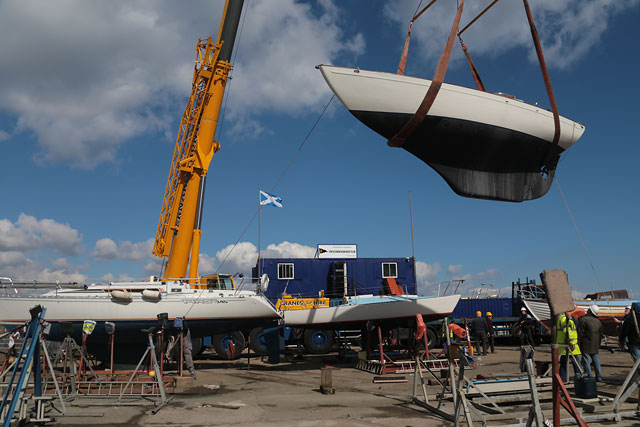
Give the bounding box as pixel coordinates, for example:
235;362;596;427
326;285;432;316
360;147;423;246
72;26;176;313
248;328;268;355
426;328;438;349
191;337;204;358
212;331;246;360
303;329;334;354
511;325;521;345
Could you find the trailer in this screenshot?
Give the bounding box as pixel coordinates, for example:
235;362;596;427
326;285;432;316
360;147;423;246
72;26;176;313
252;253;423;354
425;278;546;348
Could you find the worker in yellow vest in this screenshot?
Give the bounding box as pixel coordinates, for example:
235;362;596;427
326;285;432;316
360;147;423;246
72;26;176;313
557;312;582;382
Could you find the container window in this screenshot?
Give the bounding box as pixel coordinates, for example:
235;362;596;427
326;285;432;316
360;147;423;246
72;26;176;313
382;262;398;278
278;263;294;280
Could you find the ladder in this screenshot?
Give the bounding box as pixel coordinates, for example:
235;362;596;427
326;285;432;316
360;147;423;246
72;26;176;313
356;357;460;375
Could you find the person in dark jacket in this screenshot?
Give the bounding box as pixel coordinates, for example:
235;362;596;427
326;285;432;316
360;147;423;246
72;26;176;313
518;308;535;346
618;306;632;350
486;312;495;353
182;320;197;380
619;303;640;363
577;305;603;381
470;311;489;355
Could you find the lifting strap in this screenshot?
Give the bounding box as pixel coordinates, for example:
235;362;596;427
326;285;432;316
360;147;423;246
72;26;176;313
522;0;561;171
388;0;465;148
455;0;501;92
396;0;439;75
396;23;412;75
458;36;485;92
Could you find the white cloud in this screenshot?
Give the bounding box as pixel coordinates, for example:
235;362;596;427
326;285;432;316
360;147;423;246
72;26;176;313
0;129;9;141
51;257;81;271
101;273;136;283
226;0;365;117
447;264;463;276
0;213;83;256
415;260;442;295
0;214;88;282
215;242;258;277
91;238;119;260
0;257;88;284
0;0;364;169
144;258;164;278
91;237;154;262
0;251;28;266
197;253;217;276
384;0;639;70
30;269;87;283
212;241;316;278
262;241;317;258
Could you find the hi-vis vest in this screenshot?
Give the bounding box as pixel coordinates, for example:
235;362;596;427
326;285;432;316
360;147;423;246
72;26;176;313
557;313;581;356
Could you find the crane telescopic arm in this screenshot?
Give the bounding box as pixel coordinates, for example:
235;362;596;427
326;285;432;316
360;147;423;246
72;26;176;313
153;0;244;282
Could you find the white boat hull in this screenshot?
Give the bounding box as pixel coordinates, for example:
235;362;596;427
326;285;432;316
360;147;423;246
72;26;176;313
318;65;586;202
524;298;631;336
0;282;281;345
282;294;460;327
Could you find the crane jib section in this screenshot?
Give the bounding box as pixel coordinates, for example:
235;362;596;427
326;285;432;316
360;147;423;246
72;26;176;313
153;0;244;282
153;35;235;282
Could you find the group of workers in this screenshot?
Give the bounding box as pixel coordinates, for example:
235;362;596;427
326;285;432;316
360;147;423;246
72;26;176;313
441;303;640;385
557;303;640;383
469;311;495;355
467;309;537;356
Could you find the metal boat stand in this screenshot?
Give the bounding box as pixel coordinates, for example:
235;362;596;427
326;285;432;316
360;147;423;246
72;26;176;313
0;306;46;426
53;332;104;397
1;309;105;425
612;355;640;420
410;336;554;426
410;319;494;426
117;327;172;414
356;323;448;375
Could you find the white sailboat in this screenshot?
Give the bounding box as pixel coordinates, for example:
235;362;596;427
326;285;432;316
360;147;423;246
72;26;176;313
318;65;585;202
0;277;281;346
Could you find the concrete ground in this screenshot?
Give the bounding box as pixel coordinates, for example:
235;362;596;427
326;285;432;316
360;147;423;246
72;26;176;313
13;344;640;426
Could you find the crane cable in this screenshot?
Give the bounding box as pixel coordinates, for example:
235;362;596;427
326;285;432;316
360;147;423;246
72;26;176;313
214;94;335;275
555;178;603;289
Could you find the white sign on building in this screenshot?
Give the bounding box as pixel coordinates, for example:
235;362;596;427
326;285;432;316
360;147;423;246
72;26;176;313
317;244;357;259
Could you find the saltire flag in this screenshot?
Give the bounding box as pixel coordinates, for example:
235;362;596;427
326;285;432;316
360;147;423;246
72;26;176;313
260;190;283;208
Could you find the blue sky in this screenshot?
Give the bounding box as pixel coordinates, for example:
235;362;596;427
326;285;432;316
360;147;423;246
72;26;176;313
1;0;639;298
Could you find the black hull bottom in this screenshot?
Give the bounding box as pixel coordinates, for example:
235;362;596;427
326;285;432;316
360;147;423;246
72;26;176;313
351;110;564;202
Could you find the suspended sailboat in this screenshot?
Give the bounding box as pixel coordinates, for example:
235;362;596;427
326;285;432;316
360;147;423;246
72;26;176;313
318;0;585;202
318;65;584;202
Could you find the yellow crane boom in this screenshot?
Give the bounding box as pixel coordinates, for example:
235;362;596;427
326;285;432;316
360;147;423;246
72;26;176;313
153;0;244;281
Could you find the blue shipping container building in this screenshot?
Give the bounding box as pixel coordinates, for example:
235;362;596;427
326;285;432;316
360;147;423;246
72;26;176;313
254;257;417;301
452;298;517;319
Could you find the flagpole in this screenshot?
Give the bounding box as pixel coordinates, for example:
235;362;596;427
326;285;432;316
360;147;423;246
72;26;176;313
409;191;417;294
258;190;261;277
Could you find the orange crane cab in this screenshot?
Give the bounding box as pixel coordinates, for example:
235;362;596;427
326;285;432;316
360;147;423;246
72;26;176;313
194;274;236;291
